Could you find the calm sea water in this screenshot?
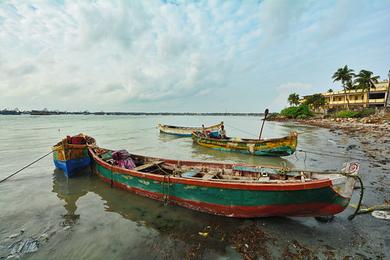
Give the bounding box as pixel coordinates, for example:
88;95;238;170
0;115;386;259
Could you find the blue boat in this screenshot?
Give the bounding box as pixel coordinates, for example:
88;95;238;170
52;134;95;177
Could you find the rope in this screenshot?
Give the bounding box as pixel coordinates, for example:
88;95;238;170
165;175;171;206
348;175;364;221
161;174;171;206
296;149;371;162
0;150;53;183
224;123;257;137
156;164;171;205
349;203;390;214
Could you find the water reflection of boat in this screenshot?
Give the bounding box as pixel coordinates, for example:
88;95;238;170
52;169;90;225
51;169;235;235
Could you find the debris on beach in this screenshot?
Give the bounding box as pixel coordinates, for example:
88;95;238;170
371;211;390;220
8;237;39;257
0;229;54;259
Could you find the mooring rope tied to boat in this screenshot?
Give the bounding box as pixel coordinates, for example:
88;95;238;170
0;150;54;184
349;203;390;214
224;123;258;137
296;149;372;162
155;164;172;205
347;174;364;221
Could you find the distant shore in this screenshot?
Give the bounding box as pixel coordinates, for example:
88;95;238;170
0;111;266;116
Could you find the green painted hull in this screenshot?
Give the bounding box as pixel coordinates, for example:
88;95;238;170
192;132;298;157
94;162;349;218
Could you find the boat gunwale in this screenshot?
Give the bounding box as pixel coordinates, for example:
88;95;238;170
89;147;333;191
52;135;96;151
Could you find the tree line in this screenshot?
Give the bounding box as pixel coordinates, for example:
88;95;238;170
288;66;380;109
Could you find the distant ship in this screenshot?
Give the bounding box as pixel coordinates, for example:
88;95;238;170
30;110;52;115
0;109;21;115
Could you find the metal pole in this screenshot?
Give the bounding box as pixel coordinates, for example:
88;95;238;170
259;109;269;140
386;70;390;108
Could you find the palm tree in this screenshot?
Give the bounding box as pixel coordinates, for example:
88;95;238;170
327;89;333;93
354;70;380;107
287;93;300;106
332;65;355;109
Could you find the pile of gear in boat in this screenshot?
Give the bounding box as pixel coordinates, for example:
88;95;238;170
93;147;317;183
99;149;136;170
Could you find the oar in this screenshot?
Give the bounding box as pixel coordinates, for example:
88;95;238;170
258;108;269;140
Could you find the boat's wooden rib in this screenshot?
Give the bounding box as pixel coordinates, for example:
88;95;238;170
133;161;164;171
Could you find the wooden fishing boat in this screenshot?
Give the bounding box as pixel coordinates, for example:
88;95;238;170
192;131;298;156
88;143;359;218
158;122;223;137
52;134;96;178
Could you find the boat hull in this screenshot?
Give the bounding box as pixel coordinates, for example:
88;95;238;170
92;154;350;218
192;132;298;157
54;157;91;178
158;122;222;137
52;134;95;178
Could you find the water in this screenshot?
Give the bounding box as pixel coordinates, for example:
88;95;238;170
0;115;386;259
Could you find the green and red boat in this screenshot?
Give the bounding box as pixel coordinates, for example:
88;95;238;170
83;141;359;218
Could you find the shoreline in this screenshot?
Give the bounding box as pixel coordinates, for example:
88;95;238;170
277;117;390;165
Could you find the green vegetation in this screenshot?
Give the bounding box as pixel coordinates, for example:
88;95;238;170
357;107;375;117
354;70;380;107
304;94;326;109
332;65;355;109
334;108;376;118
287;93;300;106
280;104;312;119
334;110;359;118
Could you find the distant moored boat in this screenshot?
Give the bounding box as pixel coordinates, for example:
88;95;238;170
158;121;223;137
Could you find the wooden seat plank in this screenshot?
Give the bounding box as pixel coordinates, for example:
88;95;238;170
133;161;164;171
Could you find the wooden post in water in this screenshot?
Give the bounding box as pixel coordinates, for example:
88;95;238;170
258;109;269;140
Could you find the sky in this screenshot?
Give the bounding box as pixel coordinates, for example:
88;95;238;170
0;0;389;112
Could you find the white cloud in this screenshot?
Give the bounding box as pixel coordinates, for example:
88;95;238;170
0;0;389;111
271;82;313;111
0;1;263;110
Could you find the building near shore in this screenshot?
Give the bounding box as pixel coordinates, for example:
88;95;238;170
302;80;390;109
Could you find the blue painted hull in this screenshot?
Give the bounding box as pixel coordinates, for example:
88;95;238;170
159;130;192;137
54;157;91;178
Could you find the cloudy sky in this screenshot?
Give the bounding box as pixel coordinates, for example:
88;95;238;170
0;0;389;112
